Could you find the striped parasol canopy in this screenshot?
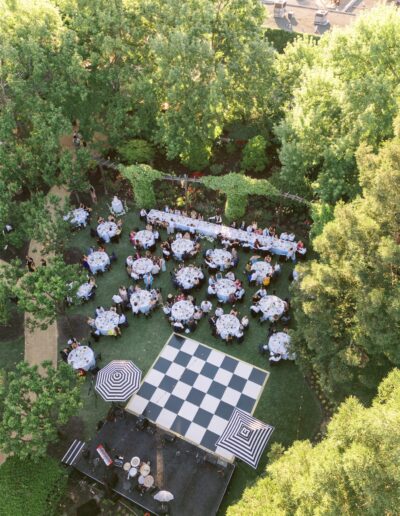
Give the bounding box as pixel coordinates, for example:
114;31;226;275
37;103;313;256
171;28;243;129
95;360;142;402
216;408;274;469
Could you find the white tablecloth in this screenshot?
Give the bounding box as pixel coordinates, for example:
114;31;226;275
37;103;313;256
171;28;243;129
64;208;89;227
111;198;124;214
68;346;95;371
97;222;117;243
130;290;153;314
147;209;300;258
171;300;195;322
171;238;194;259
206;249;233;270
135;230;155;249
216;314;241;338
268;332;292;357
251;261;273;279
95;310;120;335
214;278;237;302
258;295;285;320
77;282;93;300
176;266;204;290
129;257;154;277
87;251;110;274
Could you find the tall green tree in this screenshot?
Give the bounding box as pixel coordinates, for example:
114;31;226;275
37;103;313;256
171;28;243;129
5;256;86;331
0;361;81;460
228;368;400;516
292;133;400;400
274;6;400;204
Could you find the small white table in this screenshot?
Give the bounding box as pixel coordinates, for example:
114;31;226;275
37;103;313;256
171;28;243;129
171;300;195;322
135;230;155;249
68;346;95;371
64;208;89;227
87;251;110;274
206;249;232;270
176;266;204;290
97;222;118;243
171;238;194;260
130;290;153;314
95;310;120;335
214;278;237;302
251;261;273;279
268;332;293;359
77;282;93;300
130;257;154;277
258;295;285;321
216;314;241;339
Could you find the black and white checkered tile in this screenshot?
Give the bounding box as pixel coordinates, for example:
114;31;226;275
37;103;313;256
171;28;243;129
126;334;268;460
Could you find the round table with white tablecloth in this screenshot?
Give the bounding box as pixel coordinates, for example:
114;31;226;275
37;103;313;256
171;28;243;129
87;251;110;274
63;208;89;227
214;278;237;302
129;257;154;277
68;345;95;371
135;230;155;249
250;261;273;280
216;314;241;339
206;249;232;270
130;289;153;314
76;282;94;301
171;300;195;322
95;310;120;335
258;295;285;321
171;238;194;260
267;332;293;358
175;266;204;290
97;221;118;243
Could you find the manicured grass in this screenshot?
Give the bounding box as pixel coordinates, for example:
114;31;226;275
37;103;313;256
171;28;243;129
0;336;24;372
65;200;322;512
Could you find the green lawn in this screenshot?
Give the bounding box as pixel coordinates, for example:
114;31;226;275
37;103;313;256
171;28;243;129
65;199;322;511
0;336;24;372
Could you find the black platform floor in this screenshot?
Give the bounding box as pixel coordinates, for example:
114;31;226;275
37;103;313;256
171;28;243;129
72;412;235;515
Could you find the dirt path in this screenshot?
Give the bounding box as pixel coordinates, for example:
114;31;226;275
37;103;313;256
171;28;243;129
24;185;70;371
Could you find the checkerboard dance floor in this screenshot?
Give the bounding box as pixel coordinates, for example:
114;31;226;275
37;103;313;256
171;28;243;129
126;334;269;460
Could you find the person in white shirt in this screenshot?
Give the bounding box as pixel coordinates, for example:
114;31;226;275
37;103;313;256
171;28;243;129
112;294;123;305
119;313;128;326
151;263;160;275
207;284;216;295
225;271;235;281
140;208;147;219
200;300;212;313
215;307;224;317
163;304;171;315
95;306;105;316
255;287;267;299
241;315;249;329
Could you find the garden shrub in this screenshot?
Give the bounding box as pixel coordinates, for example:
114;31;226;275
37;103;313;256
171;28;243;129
117;139;155;164
209;163;224;175
241;135;268;173
0;455;68;516
119;164;165;208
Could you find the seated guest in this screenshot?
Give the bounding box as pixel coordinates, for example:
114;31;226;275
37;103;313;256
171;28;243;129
119;313;128;327
201;300;212;313
215;306;224;317
140;208;147;220
60;348;69;362
241;315;249;329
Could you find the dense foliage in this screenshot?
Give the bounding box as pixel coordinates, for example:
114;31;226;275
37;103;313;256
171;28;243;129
228;368;400;515
0;361;81;459
292;131;400;400
201;173;279;220
274;7;400;203
119;164;165;208
0;256;85;330
241;135;268;173
117;139;156;165
0;455;67;516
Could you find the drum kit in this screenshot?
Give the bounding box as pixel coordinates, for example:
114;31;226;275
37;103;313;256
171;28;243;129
122;456;154;488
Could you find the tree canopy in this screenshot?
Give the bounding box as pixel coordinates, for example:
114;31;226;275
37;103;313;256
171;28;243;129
228;368;400;515
0;361;81;460
291;130;400;400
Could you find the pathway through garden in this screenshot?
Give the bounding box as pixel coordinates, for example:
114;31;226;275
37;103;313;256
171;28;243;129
24;185;70;371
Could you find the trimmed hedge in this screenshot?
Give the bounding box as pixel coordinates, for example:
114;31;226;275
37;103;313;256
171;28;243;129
0;455;68;516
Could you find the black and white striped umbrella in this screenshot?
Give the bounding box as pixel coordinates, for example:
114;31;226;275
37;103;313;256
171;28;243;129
95;360;142;402
216;408;274;469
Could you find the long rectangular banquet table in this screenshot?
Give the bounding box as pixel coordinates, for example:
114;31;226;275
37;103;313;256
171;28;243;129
147;209;298;258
